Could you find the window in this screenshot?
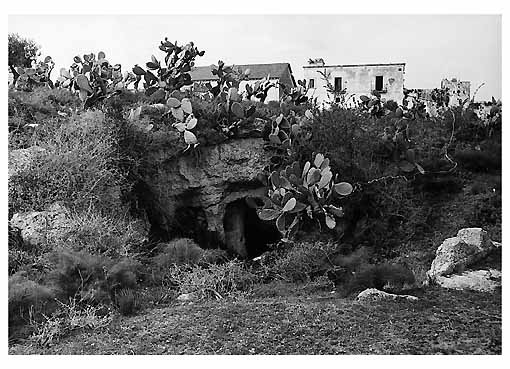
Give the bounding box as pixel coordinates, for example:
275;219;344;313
308;79;315;88
375;76;384;91
334;77;342;91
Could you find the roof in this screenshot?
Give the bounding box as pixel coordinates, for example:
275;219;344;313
190;63;294;82
303;62;406;69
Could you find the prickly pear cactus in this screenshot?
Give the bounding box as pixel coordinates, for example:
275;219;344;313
256;153;353;238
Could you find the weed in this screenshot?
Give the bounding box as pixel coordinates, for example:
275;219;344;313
29;298;113;347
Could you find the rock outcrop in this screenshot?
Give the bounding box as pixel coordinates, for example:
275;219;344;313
427;228;501;292
10;203;69;248
427;228;497;280
141;138;275;257
356;288;419;303
435;269;501;292
8;146;46;178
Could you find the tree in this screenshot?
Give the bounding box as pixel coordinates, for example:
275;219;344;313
8;33;40;86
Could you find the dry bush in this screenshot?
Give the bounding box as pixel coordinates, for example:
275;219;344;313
9;272;56;332
167;260;257;300
29;298;113;347
51;210;148;257
262;241;339;283
9;110;129;216
152;238;205;267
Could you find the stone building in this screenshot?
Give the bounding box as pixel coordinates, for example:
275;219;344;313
303;59;406;106
441;78;471;106
189;63;296;102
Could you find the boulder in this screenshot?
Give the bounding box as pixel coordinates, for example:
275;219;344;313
141;138;274;257
435;269;501;292
356;288;418;303
427;228;497;281
8;146;46;178
9;203;69;248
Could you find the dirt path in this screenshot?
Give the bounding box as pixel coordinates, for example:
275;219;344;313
9;286;501;355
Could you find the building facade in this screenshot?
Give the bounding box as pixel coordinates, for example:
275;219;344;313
441;78;471;106
189;63;296;102
303;59;406;106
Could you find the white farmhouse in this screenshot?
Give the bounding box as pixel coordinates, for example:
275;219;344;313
303;59;406;107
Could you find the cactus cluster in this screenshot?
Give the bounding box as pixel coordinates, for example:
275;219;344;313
127;89;200;150
207;61;250;98
359;93;385;117
15;56;54;90
132;38;204;100
57;51;132;107
216;86;257;137
256;153;353;238
167;93;200;151
267;104;313;147
281;80;309;106
380;118;425;174
244;74;277;103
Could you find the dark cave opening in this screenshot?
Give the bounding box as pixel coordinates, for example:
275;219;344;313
223;198;281;259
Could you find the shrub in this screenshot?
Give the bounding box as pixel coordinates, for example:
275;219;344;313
8;110;129;216
337;263;417;296
152;238;205;267
51;210;148;257
455;149;501;172
9;272;56;331
106;258;143;294
48;250;109;303
198;248;230;265
261;241;339;283
167;260;257;299
114;288;140;316
29;298;113;347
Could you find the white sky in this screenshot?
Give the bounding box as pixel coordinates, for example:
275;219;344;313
7;14;502;101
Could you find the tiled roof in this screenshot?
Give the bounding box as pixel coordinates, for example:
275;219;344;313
190;63;293;81
303;62;405;69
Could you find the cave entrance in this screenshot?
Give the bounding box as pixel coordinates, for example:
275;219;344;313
223;198;281;259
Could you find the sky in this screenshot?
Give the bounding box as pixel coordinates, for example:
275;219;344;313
7;14;502;101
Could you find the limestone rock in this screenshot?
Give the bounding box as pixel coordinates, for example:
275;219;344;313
427;228;496;280
8;146;46;178
142;138;272;257
10;203;69;248
435;269;501;292
356;288;419;303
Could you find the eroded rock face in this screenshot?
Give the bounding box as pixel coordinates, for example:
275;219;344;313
10;203;69;248
435;269;501;292
356;288;419;303
142;138;273;256
427;228;497;280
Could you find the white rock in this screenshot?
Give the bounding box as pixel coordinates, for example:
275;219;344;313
8;146;46;178
435;269;501;292
10;203;69;248
177;293;195;301
427;228;496;281
356;288;418;303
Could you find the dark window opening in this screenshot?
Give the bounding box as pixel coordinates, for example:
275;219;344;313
308;79;315;88
223;198;281;259
334;77;342;91
375;76;384;91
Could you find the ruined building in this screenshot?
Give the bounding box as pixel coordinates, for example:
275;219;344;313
441;78;471;106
